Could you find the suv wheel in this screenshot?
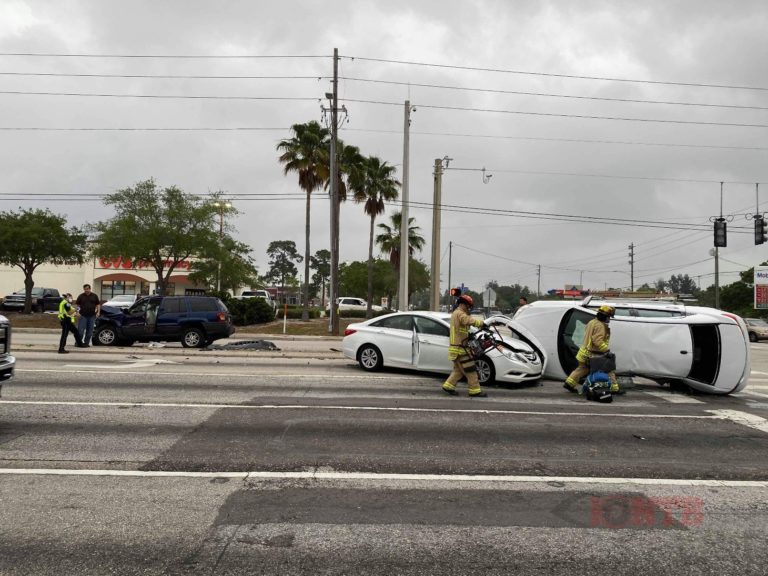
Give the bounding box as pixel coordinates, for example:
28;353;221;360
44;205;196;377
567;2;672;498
749;332;758;343
182;327;205;348
96;326;117;346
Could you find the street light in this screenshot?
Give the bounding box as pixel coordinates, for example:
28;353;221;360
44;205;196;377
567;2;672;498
213;201;232;292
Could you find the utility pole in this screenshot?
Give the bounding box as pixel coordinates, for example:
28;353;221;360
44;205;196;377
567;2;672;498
213;200;231;293
447;240;452;307
715;182;723;309
537;264;541;297
429;157;443;311
398;101;413;311
328;48;340;333
628;243;635;292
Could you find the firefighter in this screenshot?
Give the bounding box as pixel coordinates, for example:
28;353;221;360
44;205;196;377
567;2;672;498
442;294;488;398
564;304;619;394
58;293;84;354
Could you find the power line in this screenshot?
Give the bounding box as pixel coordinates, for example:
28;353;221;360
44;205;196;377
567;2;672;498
0;90;319;101
340;76;768;111
343;55;768;92
344;98;768;129
0;72;329;80
0;52;330;59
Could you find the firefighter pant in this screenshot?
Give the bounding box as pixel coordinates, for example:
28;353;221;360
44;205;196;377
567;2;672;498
565;362;618;392
443;354;484;396
59;319;82;351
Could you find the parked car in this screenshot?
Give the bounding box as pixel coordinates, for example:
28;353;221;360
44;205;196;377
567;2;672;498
2;287;61;312
94;295;235;347
327;297;384;314
744;318;768;342
342;311;544;384
235;290;276;310
509;298;750;394
101;294;140;310
0;314;15;384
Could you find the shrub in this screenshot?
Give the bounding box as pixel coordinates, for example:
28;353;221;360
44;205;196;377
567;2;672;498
226;297;274;325
274;305;321;319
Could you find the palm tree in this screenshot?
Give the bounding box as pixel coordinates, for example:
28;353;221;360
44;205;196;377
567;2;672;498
277;121;330;320
352;156;400;318
375;211;425;309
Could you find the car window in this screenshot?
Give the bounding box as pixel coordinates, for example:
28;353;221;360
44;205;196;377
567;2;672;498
414;316;449;337
634;309;682;318
189;298;218;312
161;298;183;314
747;319;768;326
558;309;593;375
613;308;632;317
372;315;414;331
128;299;149;316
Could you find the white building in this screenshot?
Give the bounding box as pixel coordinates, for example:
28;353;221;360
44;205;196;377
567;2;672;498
0;256;202;300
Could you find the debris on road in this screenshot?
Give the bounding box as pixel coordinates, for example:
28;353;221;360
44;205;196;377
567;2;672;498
206;339;281;351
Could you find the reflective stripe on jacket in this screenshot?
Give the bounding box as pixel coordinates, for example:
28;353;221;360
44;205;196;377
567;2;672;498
448;306;484;361
576;318;610;363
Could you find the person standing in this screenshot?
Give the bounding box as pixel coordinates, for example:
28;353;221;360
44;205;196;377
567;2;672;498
75;284;100;347
442;293;488;398
564;304;619;394
58;293;84;354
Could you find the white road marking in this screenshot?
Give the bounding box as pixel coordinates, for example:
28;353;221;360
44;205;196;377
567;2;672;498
17;369;423;380
708;409;768;434
63;359;180;370
642;391;705;404
742;391;768;400
0;467;764;487
750;371;768;376
0;399;722;419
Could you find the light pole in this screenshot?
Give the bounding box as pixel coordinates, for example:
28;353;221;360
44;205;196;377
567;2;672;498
213;201;231;292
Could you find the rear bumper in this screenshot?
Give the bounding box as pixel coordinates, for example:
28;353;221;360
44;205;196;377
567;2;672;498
0;355;15;381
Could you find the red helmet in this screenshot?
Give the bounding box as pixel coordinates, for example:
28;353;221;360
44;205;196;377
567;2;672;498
457;294;474;307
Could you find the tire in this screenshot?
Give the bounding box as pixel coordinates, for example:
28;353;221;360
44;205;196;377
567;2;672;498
95;325;118;346
357;344;383;371
749;332;758;343
475;357;496;385
181;327;205;348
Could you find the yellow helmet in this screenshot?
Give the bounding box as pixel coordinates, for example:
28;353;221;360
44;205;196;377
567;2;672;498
598;304;615;317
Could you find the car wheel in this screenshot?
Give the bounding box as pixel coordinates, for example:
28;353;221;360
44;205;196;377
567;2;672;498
475;357;496;385
749;332;758;343
357;344;383;371
95;326;118;346
181;328;205;348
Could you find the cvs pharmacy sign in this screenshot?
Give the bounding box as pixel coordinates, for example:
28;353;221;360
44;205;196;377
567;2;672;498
98;257;191;270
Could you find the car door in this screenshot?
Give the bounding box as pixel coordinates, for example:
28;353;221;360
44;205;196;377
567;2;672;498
121;298;155;340
414;316;451;372
156;297;187;338
368;315;415;367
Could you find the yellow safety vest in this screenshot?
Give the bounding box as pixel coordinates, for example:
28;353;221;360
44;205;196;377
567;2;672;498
58;299;75;324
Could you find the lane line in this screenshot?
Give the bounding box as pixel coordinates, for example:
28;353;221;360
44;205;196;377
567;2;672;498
0;467;765;487
642;391;705;404
16;369;423;381
0;399;722;419
708;409;768;434
742;391;768;400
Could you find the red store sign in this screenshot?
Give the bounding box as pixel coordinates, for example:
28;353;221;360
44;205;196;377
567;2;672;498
98;257;192;271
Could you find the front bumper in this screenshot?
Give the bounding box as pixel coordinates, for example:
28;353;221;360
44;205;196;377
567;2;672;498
0;355;15;381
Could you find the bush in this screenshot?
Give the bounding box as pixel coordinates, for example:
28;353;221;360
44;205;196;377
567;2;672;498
274;305;321;319
225;297;275;325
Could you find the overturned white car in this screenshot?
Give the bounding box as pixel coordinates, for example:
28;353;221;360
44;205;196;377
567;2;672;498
506;298;750;394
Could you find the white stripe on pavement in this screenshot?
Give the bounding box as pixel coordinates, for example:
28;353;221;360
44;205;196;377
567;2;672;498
642;391;705;404
708;410;768;434
0;399;721;418
16;369;424;381
0;467;765;487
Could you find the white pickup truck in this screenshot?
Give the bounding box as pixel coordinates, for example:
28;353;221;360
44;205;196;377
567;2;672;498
236;290;276;310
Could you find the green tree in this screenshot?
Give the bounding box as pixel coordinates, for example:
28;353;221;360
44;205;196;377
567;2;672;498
0;209;87;313
339;258;396;304
91;179;217;295
375;211;426;309
352;156;400;318
188;236;259;294
265;240;303;304
310;249;331;307
277;121;330;320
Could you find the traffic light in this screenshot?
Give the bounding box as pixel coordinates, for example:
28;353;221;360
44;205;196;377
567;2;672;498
449;287;462;297
755;215;767;245
714;218;727;248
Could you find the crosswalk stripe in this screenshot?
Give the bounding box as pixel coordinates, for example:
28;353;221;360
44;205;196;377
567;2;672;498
642;391;705;404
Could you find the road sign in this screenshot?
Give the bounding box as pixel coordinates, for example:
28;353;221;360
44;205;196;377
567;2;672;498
754;267;768;309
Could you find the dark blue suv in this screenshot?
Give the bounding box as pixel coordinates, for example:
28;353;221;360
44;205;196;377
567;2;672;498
94;295;235;348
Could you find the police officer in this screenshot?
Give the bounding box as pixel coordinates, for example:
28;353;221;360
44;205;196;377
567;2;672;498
58;293;84;354
564;304;619;394
442;294;488;398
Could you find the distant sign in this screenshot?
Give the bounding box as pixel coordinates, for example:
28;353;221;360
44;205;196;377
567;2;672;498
754;267;768;309
483;287;496;307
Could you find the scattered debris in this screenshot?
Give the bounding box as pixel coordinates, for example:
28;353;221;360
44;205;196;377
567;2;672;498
145;341;166;348
206;339;280;351
633;434;646;440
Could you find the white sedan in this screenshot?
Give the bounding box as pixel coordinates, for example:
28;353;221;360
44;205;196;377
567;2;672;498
101;294;140;310
342;311;545;384
509;299;750;394
327;297;383;313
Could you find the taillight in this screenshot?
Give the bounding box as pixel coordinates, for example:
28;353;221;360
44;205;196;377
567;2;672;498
344;329;357;336
216;312;226;322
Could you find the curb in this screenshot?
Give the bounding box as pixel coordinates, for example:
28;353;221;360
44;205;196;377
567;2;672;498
11;327;343;341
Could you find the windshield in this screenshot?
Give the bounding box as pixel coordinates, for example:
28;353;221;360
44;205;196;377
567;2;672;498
15;288;45;295
748;319;768;326
111;295;135;302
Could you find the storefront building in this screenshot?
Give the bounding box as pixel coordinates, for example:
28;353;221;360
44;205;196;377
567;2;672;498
0;256;202;301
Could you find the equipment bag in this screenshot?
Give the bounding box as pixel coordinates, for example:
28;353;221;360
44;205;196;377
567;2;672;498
583;371;613;403
589;352;616;373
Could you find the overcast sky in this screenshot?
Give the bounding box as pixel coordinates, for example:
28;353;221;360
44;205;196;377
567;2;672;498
1;0;766;295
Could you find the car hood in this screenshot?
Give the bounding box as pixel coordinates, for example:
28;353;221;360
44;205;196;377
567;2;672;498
485;314;548;372
99;305;128;319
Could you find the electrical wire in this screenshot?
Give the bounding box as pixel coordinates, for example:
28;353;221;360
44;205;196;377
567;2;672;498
0;90;319;101
0;52;330;59
0;72;329;80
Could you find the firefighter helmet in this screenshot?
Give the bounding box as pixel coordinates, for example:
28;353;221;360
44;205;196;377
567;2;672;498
457;294;474;307
598;304;615;317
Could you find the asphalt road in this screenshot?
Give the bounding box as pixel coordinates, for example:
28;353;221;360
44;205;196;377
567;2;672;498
1;335;767;575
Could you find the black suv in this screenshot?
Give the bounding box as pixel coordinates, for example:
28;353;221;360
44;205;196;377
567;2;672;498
94;295;235;347
2;287;61;312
